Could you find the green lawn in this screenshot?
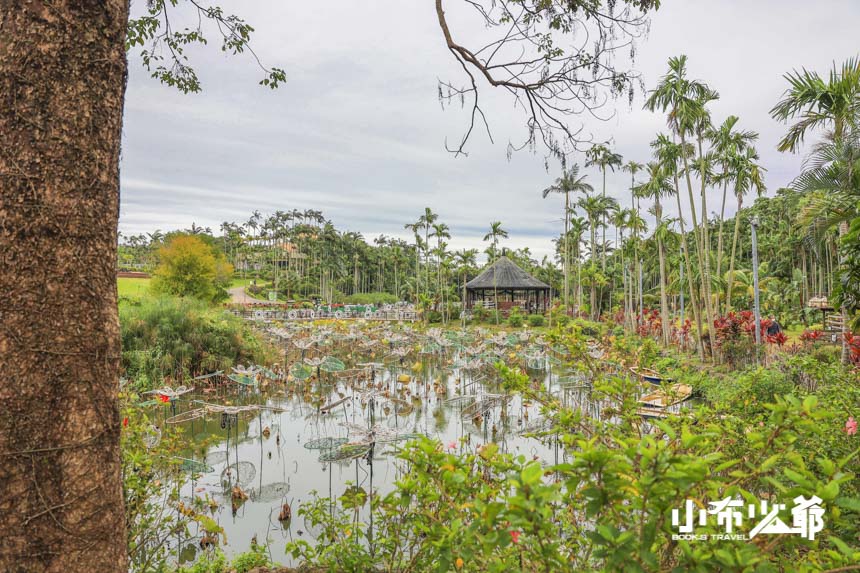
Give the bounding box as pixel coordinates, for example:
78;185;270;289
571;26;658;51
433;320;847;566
230;277;255;288
118;277;151;299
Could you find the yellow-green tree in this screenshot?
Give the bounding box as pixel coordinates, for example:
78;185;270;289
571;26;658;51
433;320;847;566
152;234;232;302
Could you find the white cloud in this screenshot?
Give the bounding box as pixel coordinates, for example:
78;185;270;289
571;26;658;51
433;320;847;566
120;0;860;258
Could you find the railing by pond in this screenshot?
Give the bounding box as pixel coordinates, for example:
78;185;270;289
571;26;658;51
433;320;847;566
229;306;418;322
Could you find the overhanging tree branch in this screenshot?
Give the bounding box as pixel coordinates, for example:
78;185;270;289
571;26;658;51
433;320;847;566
435;0;659;162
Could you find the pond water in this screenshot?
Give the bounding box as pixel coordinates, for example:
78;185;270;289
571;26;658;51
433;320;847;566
145;323;673;566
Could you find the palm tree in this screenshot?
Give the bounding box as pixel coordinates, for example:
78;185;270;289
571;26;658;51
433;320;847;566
771;57;860;363
792;129;860;310
390;244;404;300
624;209;647;329
623;160;645;321
418;208;438;298
613;207;645;329
404;221;423;297
691;90;719;323
483;221;508;322
652;133;706;358
725;147;767;314
483;221;508;261
541;164;593;310
431;222;451;307
585;144;623;270
576;194;616;319
634;163;675;347
455;249;478;324
567;216;589;311
612;208;631;326
707;115;759;306
770;57;860;153
645;56;719;353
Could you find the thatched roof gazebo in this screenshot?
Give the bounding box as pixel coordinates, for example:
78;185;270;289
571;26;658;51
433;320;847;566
465;256;551;314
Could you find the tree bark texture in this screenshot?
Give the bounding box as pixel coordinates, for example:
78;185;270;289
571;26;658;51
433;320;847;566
0;2;129;571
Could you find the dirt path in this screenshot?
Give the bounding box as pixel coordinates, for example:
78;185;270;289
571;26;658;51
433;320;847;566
228;285;255;304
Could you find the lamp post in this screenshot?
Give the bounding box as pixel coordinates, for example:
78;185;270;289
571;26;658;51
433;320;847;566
751;216;761;346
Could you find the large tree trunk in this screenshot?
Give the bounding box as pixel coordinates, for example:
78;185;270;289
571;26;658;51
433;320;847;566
0;3;129;572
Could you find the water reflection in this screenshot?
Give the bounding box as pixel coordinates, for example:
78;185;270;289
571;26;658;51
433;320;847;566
147;323;687;565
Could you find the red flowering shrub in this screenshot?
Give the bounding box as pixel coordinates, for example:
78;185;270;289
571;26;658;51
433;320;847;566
712;311;768;367
800;329;824;343
844;332;860;366
636;308;662;339
766;332;788;346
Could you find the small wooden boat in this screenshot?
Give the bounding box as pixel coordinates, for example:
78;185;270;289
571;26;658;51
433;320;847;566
636;407;669;419
629;366;672;386
638;383;693;409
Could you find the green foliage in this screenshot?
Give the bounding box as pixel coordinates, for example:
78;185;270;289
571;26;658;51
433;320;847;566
342;292;399;306
120;296;273;390
507;307;524;327
527;314;546;327
172;543;269;573
127;1;285;94
227;542;271;573
571;317;603;337
152;234;233;303
471;305;487;322
472;307;502;324
122;393;226;573
425;310;443;323
839;214;860;321
287;327;860;572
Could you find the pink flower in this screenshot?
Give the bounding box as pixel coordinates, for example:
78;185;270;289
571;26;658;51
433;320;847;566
845;416;858;436
447;440;457;451
509;530;521;544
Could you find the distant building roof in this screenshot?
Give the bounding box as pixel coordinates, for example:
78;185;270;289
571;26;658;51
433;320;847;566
465;256;550;290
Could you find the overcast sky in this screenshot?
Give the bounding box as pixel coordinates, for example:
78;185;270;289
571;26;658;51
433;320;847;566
119;0;860;260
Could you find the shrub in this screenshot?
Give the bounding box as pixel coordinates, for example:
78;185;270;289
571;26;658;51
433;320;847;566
343;292;398;306
425;310;443;323
548;303;570;326
287;366;860;572
527;314;545;327
120;296;274;390
484;310;502;324
571;317;600;336
471;305;487;322
151;234;232;303
507;308;524;327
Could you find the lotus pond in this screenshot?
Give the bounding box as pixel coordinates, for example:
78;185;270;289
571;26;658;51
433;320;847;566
134;320;690;567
